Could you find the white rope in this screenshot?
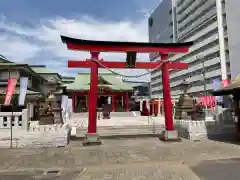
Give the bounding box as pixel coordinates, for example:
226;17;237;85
91;58;169;78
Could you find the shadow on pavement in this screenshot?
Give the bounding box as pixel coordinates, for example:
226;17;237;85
191;158;240;180
71;134;161;141
0;169;82;180
207;132;240;146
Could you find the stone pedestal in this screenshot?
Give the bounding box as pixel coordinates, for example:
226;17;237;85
159;130;181;142
52;108;63;124
71;127;77;137
82;133;102;146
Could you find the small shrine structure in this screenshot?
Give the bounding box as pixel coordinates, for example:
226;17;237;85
65;70;134;112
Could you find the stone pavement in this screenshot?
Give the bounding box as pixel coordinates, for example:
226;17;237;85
70;112;165;128
1;138;240;179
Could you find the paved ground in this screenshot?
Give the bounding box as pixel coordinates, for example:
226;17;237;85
69;112;165;128
1;138;240;179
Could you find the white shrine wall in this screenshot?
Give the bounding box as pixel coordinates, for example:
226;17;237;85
0;108;71;148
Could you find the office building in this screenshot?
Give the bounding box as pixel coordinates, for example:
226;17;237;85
149;0;240;99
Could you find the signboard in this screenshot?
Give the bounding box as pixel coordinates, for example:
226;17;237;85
4;78;17;105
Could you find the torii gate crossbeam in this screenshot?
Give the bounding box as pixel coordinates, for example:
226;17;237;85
61;35;193;145
68;60;188;69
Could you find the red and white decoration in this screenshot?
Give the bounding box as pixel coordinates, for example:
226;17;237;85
196;96;216;111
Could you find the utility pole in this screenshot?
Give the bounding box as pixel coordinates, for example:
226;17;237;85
8;64;13;148
196;55;208;118
202;61;207;97
201;61;208;117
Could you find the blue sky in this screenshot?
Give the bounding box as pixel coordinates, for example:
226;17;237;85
0;0;160;81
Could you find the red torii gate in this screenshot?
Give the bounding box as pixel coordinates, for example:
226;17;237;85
61;35;193;145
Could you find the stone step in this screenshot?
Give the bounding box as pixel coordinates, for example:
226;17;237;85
77;125;165;131
72;112;139;118
78;124;164;129
110;112;138;117
75;131;163;139
77;128;164;134
75;126;164;139
99;124;163;128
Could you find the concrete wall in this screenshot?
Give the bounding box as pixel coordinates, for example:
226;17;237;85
225;0;240;80
174;119;235;141
0;123;71;148
0;109;71;148
174;108;236;141
0;109;29;130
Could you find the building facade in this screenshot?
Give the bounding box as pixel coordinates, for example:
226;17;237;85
132;82;151;102
149;0;233;99
122;80;150;101
0;56;64;107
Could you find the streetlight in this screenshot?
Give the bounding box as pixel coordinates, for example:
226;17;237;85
199;58;208;118
196;56;208;118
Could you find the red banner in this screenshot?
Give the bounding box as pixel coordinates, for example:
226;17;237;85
196;96;216;110
4;78;17;105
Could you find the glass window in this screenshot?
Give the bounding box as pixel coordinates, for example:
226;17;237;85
149;18;153;27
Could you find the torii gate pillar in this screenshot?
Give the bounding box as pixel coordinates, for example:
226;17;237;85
83;52;102;146
160;54;179;141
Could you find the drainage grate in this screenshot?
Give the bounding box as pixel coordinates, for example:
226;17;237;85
44;169;61;175
194;140;201;142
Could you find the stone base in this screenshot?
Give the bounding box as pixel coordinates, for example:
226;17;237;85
82;133;102;146
159;130;181;142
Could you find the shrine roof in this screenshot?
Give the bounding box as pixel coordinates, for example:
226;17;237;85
61;76;75;84
61;35;194;53
65;72;134;91
0;63;49;82
30;65;57;74
212;75;240;96
61;76;75;80
0;55;13;63
30;65;62;83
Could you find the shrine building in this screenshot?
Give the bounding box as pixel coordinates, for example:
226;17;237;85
65;70;135;112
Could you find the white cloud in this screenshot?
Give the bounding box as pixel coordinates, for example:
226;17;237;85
0;34;41;62
0;15;152;81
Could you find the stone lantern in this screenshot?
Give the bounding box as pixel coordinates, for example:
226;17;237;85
174;80;195;120
46;91;63;124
